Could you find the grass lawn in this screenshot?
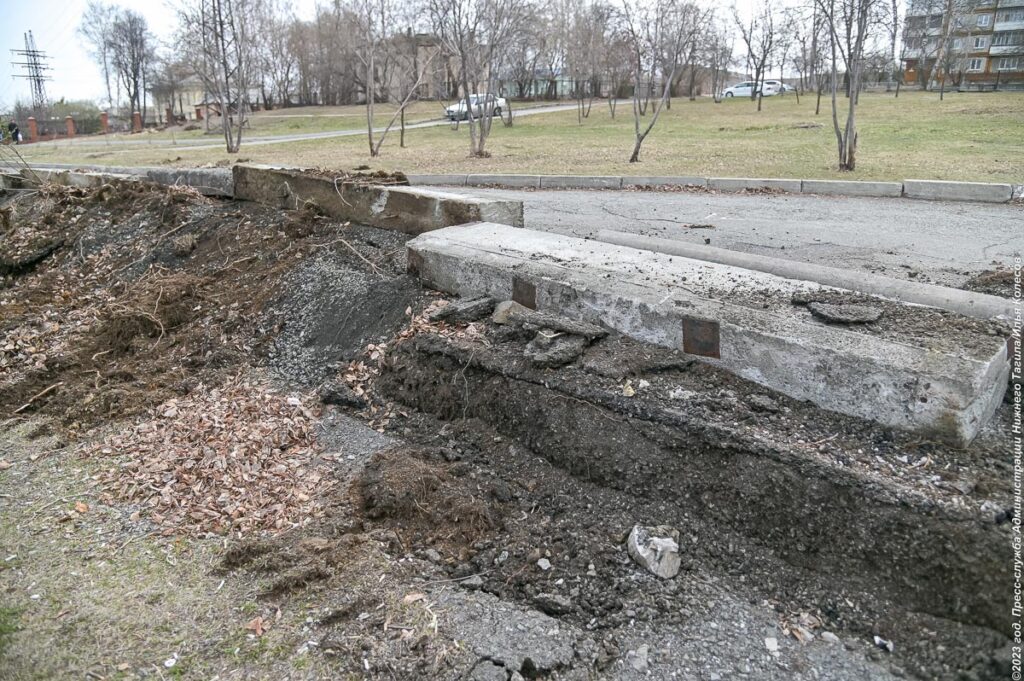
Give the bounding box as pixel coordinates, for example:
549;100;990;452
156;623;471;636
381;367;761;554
20;90;1024;183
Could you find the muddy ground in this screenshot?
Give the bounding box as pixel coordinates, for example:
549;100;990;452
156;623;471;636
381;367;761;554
0;179;1014;680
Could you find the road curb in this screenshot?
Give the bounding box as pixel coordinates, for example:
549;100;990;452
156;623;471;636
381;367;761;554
403;173;1020;204
19;164;1022;204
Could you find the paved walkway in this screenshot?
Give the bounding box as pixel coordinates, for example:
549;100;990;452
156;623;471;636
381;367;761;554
463;186;1024;286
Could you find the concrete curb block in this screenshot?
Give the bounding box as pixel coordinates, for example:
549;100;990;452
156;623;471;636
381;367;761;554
406;173;468;187
20;168;135;189
801;179;903;198
144;168;234;197
708;177;803;193
468;174;541;188
539;175;622;190
594;230;1015;321
409;223;1009;444
903;179;1013;203
232;164;523;233
26;165;1021;204
23;163;234;197
621;176;709;188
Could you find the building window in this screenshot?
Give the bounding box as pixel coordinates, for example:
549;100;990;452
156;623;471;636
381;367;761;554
992;31;1023;46
953;38;964;50
968;57;985;71
997;10;1024;23
974;36;988;49
998;57;1020;71
977;13;991;27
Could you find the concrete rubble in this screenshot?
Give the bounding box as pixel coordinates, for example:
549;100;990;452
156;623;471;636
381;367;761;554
627;525;682;579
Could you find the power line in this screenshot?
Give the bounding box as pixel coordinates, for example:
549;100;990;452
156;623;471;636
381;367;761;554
10;30;52;111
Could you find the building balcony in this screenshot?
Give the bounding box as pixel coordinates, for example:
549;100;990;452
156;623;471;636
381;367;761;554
995;19;1024;30
990;44;1024;54
995;0;1024;8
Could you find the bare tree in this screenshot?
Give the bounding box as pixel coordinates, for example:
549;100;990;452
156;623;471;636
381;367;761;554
621;0;707;162
179;0;261;153
427;0;529;157
815;0;882;170
78;1;119;111
733;0;775;112
108;9;154;121
705;20;734;103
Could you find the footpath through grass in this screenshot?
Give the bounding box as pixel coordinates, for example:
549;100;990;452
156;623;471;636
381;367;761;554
22;91;1024;183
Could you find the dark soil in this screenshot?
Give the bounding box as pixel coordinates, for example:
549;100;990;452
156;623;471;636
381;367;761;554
962;268;1017;298
0;179;418;428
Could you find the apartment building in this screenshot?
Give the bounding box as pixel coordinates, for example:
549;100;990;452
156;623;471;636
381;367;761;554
902;0;1024;89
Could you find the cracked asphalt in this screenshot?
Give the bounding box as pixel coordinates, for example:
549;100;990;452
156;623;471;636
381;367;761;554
463;187;1024;287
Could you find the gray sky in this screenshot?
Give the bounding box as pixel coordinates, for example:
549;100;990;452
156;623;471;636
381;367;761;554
2;0;766;111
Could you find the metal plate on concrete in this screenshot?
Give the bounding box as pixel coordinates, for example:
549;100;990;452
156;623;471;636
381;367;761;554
682;317;721;358
513;277;537;309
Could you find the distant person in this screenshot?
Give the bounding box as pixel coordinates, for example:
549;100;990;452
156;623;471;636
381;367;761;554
7;121;20;144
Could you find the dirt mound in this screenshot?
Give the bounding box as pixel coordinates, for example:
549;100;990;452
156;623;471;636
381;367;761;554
357;446;499;545
962;268;1016;298
0;178;416;427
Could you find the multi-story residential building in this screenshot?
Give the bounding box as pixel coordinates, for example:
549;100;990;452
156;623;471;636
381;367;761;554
902;0;1024;90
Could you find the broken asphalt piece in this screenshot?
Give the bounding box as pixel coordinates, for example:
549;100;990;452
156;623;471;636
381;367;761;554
524;329;588;368
532;592;573;616
626;525;681;579
427;295;495;324
492;300;608;339
806;302;883;324
318;381;366;408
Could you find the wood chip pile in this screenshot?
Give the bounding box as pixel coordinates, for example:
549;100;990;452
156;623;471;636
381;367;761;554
86;374;335;538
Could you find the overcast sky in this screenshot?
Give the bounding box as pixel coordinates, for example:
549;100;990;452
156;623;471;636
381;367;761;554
2;0;764;111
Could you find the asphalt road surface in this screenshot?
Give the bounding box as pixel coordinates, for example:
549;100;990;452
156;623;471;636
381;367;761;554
462;186;1024;287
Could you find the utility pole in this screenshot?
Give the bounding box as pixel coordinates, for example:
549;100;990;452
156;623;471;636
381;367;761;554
10;31;52;115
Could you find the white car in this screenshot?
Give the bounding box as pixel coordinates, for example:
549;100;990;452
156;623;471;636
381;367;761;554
721;80;779;98
445;94;507;121
763;80;794;94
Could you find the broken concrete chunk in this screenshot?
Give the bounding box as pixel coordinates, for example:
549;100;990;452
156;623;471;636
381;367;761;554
525;330;588;368
626;525;681;579
428;295;495;323
807;302;882;324
511;309;608;340
492;300;607;340
492;299;531;324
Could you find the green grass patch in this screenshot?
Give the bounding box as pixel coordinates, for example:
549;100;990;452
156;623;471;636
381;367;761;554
22;91;1024;183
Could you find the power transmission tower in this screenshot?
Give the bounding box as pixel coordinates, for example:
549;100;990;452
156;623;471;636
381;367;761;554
10;31;52;111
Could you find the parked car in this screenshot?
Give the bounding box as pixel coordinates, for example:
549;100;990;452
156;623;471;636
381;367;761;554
445;94;508;121
720;80;780;98
763;80;795;94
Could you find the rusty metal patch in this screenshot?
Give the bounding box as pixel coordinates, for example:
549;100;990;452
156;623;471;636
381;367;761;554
682;317;721;358
512;277;537;309
406;248;424;276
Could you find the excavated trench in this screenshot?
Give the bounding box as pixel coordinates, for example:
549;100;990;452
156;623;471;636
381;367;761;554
373;326;1012;677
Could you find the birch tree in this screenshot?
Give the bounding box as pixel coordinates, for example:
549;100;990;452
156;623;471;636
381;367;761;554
178;0;261;153
427;0;529;157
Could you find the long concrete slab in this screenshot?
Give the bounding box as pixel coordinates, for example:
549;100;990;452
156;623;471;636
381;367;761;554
407;223;1009;445
233;164;523;233
594;230;1015;321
